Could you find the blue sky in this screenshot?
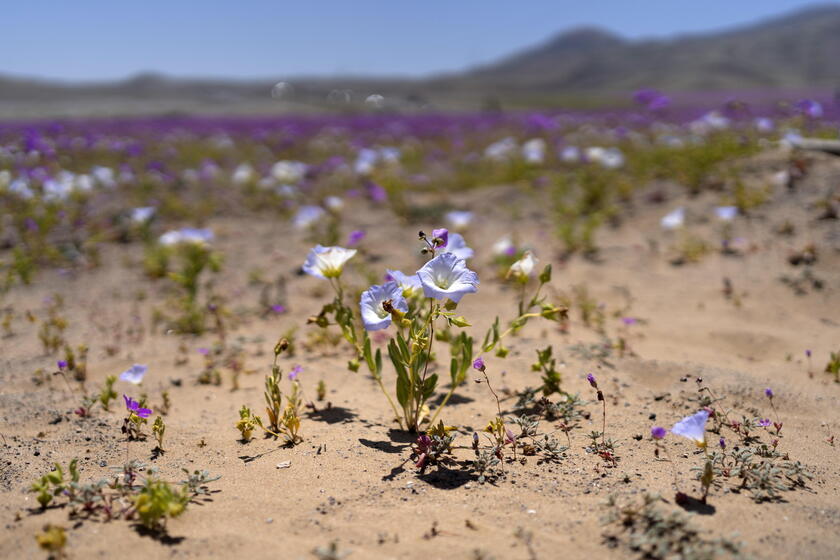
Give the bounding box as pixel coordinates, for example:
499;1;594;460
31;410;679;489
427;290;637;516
2;1;831;81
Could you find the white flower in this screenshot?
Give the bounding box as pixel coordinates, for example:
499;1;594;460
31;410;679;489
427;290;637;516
660;207;685;230
492;235;515;256
417;253;479;303
365;94;385;109
671;410;709;447
158;228;213;246
302;245;356;279
484;137;517;160
441;233;474;260
271;160;307;183
232;163;254;185
522;138;546;163
445;211;473;230
324;196;344;212
360;281;407;331
119;364;147;385
508;250;538;280
600;148;624;169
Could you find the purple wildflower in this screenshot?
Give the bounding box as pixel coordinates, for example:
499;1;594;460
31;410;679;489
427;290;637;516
719;437;726;449
271;304;286;314
432;228;449;249
758;418;771;427
367;182;387;203
123;395;152;419
651;426;667;440
586;373;597;388
473;357;486;372
57;360;68;370
289;365;302;381
764;388;774;399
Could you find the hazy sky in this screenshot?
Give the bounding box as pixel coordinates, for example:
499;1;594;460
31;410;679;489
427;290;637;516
2;1;831;81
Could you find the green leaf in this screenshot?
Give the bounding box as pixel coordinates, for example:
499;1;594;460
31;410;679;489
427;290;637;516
422;373;439;400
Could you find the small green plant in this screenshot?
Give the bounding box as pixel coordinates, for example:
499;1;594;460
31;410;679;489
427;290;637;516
825;350;840;382
152;416;166;452
133;478;189;530
35;524;67;559
31;459;80;508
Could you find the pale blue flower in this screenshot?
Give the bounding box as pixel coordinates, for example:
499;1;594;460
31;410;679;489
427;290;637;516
386;269;423;298
445;211;474;230
131;206;156;223
441;233;474;260
417;253;479;303
119;364;148;385
293;205;325;229
660;207;685;230
671;410;709;447
715;206;738;221
302;245;356;279
360;281;407;331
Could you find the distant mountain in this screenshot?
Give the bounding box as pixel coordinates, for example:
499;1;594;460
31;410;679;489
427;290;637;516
1;4;839;117
455;4;840;93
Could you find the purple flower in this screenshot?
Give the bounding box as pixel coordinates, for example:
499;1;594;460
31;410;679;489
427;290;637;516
719;437;726;449
586;373;597;388
806;349;812;358
347;230;366;246
271;304;286;314
123;395;152;419
289;365;302;381
197;347;210;355
473;357;486;372
432;228;449;249
621;317;638;326
651;426;666;440
57;360;68;370
764;388;774;399
758;418;771;427
367;182;387;203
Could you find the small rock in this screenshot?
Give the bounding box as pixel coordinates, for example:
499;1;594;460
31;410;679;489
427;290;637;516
276;461;291;469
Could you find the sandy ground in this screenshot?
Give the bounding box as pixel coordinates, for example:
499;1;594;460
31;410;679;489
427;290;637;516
2;149;840;559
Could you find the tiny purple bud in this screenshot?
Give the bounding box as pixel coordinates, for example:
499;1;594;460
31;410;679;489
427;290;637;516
621;317;638;326
758;418;771;427
719;437;726;449
347;230;366;246
271;304;286;314
805;349;812;358
586;373;597;388
472;357;485;372
651;426;666;440
197;347;210;355
432;228;449;249
57;360;68;370
289;365;303;381
764;387;774;398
